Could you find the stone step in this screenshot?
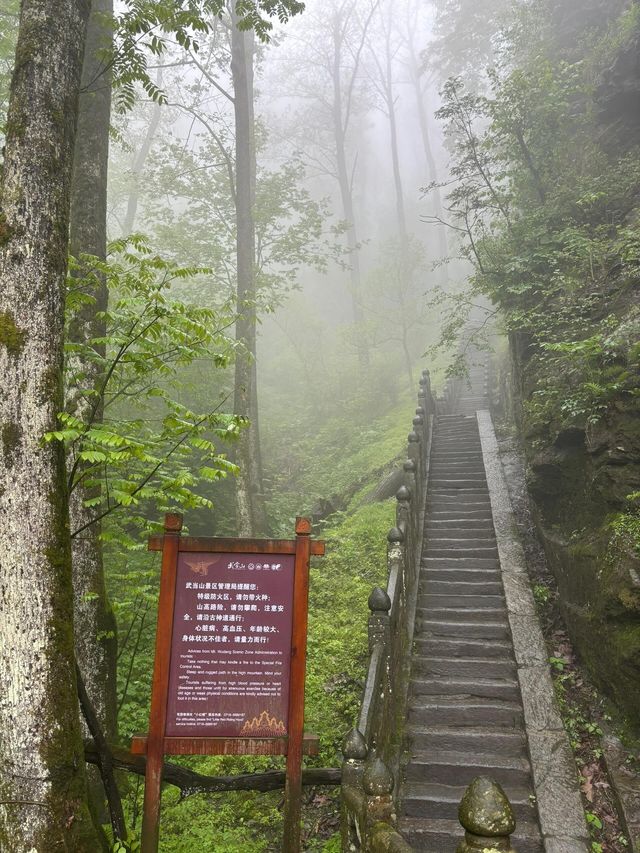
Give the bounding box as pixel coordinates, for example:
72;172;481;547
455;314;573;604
420;557;500;570
417;604;506;621
426;518;494;529
403;749;533;787
431;450;483;456
432;446;482;454
423;537;496;550
429;465;486;474
430;453;484;461
418;592;505;609
421;579;504;595
428;509;492;520
413;636;513;659
410;655;517;680
428;493;490;502
428;488;489;496
426;529;495;540
424;547;499;559
427;506;491;516
398;817;543;853
409;676;520;701
401;781;537;823
429;480;488;491
422;572;502;587
408;696;523;727
418;618;510;639
406;725;527;757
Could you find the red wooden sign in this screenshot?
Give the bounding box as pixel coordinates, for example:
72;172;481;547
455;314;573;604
133;514;324;853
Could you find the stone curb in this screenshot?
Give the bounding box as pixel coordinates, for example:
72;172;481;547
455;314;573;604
477;410;590;852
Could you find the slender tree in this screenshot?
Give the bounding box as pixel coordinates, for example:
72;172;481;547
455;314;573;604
68;0;118;744
279;0;378;368
230;10;266;535
67;4;118;837
0;0;99;849
401;0;449;283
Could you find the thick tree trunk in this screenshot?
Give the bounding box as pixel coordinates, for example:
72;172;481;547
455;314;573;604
68;0;118;835
0;1;99;851
231;14;266;536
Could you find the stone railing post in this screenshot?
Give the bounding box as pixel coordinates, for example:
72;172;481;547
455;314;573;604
387;526;405;588
363;751;395;841
456;777;517;853
407;430;421;480
341;728;368;851
368;587;391;654
421;369;433;416
395;485;413;562
403;459;418;512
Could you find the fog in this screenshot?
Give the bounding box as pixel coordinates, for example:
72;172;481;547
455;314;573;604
1;1;637;849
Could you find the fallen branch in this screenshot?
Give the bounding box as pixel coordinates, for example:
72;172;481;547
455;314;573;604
84;741;341;796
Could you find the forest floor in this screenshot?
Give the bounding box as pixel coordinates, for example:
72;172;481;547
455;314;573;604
497;426;640;853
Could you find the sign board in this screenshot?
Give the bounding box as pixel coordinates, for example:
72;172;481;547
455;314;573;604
133;514;324;853
166;551;295;738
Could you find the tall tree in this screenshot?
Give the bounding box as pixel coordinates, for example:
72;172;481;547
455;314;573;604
230;10;266;535
401;0;449;283
67;4;117;835
68;0;118;743
279;0;378;368
0;0;99;850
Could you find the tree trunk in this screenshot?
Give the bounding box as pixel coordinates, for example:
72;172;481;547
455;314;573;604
69;0;117;744
68;0;118;835
331;15;369;369
0;0;99;850
122;79;162;236
231;13;266;536
407;50;449;285
383;31;407;244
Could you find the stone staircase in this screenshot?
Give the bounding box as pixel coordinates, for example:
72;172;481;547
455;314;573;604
397;371;544;851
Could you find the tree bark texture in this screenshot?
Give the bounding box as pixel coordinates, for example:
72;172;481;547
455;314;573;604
0;1;99;851
231;14;267;536
69;0;118;745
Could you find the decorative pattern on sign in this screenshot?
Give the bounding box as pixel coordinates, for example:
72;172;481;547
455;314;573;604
241;710;286;736
184;557;213;576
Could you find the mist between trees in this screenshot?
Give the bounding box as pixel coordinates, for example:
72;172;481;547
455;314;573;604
0;0;638;850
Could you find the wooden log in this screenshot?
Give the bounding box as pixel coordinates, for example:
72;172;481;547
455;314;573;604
84;741;341;795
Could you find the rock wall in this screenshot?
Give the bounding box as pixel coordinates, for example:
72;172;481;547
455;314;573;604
502;305;640;726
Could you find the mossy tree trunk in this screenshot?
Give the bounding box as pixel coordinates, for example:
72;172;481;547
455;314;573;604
231;12;267;536
68;0;117;744
67;0;117;831
0;1;99;850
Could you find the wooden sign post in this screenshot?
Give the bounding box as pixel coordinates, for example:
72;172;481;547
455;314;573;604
135;514;324;853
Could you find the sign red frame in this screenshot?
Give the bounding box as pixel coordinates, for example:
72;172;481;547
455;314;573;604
134;513;325;853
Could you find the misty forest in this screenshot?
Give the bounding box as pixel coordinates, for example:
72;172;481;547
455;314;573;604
0;0;639;851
